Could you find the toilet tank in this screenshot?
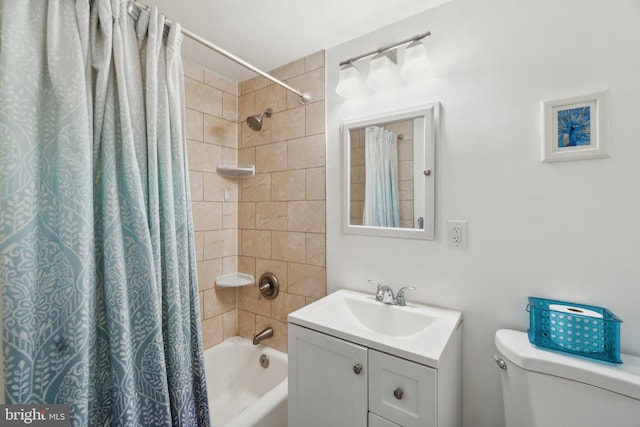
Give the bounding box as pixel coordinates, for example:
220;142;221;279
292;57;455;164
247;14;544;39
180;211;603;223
495;329;640;427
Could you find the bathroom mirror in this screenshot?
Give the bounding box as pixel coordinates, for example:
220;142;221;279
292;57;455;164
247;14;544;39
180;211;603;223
342;103;439;240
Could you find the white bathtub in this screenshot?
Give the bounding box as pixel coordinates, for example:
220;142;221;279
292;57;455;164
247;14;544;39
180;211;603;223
204;336;288;427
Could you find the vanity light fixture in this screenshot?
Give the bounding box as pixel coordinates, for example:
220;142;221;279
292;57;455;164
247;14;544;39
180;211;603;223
336;62;369;98
336;31;431;98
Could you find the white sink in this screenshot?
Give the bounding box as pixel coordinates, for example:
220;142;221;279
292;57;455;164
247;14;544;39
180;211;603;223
288;289;462;367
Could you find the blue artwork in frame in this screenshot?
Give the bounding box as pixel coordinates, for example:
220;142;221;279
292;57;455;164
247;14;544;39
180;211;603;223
557;106;591;148
541;90;608;162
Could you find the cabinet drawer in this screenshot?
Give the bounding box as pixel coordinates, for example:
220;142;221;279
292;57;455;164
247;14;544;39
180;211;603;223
369;349;436;427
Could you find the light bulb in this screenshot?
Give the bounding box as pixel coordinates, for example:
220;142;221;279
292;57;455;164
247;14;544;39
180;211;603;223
366;52;402;91
335;63;368;98
401;40;430;80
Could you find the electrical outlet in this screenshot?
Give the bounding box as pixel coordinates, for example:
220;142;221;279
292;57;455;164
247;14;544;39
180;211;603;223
448;220;468;249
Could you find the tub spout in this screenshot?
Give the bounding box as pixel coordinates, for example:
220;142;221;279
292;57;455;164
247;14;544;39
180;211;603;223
253;327;273;345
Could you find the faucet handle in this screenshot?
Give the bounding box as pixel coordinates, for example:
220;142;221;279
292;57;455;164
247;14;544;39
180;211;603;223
368;280;384;302
395;286;416;306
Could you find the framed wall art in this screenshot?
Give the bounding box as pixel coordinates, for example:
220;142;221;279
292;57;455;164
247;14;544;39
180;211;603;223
541;91;608;162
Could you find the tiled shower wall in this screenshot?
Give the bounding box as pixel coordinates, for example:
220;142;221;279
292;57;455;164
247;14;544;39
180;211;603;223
237;51;326;353
183;51;326;353
184;61;240;349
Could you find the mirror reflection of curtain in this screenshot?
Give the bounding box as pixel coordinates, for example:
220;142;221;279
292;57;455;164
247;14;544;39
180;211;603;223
363;126;400;227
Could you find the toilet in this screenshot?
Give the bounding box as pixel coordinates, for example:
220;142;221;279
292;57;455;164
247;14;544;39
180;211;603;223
494;329;640;427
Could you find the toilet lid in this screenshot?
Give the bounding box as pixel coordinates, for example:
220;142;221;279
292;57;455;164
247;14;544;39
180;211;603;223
495;329;640;401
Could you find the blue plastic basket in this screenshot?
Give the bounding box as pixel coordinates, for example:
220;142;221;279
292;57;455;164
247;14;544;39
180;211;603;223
527;297;622;364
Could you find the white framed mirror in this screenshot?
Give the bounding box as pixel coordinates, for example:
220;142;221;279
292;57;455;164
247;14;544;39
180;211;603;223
342;103;440;240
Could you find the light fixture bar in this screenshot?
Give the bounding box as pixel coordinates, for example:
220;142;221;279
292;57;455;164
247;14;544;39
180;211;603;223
338;31;431;67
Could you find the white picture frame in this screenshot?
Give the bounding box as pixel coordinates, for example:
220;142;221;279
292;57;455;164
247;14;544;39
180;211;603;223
541;91;609;162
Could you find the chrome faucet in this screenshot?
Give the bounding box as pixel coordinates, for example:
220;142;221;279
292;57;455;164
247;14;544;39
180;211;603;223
253;327;273;345
369;280;415;306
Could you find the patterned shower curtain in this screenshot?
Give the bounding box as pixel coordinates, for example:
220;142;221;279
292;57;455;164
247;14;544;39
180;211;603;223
363;126;400;228
0;1;210;425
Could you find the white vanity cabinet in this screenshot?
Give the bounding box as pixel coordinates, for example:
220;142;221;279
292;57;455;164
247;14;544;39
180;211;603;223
287;289;463;427
288;323;461;427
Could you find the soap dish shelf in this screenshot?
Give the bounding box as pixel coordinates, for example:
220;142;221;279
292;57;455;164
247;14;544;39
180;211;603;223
215;273;255;288
216;164;255;178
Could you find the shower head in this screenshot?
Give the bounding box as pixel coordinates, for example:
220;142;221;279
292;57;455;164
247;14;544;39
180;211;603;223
246;108;273;131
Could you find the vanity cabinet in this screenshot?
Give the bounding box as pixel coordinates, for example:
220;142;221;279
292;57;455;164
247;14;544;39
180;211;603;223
289;324;459;427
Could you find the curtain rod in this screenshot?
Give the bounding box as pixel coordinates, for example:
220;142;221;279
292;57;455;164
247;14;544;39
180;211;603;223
127;1;311;104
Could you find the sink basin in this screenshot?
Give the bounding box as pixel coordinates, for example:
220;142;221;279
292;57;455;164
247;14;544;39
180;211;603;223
342;294;437;338
288;289;462;367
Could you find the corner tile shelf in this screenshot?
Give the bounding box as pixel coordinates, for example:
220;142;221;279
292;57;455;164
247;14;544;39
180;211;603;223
215;273;254;288
216;164;255;178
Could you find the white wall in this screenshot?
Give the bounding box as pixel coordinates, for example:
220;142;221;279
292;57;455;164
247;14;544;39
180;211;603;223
326;1;640;426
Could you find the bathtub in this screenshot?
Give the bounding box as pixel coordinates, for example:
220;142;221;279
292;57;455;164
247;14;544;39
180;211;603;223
204;336;288;427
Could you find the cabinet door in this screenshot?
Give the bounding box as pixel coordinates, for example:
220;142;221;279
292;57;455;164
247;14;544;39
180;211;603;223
369;349;436;427
369;412;402;427
288;324;368;427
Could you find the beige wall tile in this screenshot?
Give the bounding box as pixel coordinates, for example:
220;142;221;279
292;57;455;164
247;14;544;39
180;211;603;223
183;60;204;82
240;285;272;317
271;59;305;81
185;77;223;117
203;172;228;202
238;202;256;229
305;51;325;72
204;115;237;148
287;134;326;170
256;142;287;173
197;258;222;291
202;315;223;349
223;309;237;339
256;84;287;114
186;109;204;142
306;233;325;267
223;202;237;230
222;147;238;167
194;231;204;262
222;256;238;275
241;122;270;148
272;231;306;264
398;139;414;162
204;69;237;96
255;259;288;293
222;93;238;122
288;263;326;299
305;101;325;136
204;287;236;318
192;202;223;231
272;170;305;201
256;315;287;353
238;93;256;122
256;202;288;231
270;107;306;142
288;201;325;233
398;161;414;181
189;170;204;202
241;75;271;95
238;309;256;340
271;292;306;323
238;147;255;166
240;173;272;202
187;140;222;173
286;68;325;108
399;181;413;201
238;256;256;277
203;229;236;259
305;167;325;201
241;229;272;258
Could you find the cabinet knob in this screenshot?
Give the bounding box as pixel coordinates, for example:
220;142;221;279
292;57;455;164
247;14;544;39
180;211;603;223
393;387;404;400
352;363;363;375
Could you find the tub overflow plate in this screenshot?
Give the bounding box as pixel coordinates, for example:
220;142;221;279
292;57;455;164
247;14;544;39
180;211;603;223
260;354;270;369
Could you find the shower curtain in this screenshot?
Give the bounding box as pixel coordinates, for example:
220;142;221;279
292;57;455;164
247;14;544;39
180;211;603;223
363;126;400;227
0;1;209;425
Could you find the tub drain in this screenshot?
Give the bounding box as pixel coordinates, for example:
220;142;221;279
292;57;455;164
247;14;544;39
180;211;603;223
259;354;269;369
